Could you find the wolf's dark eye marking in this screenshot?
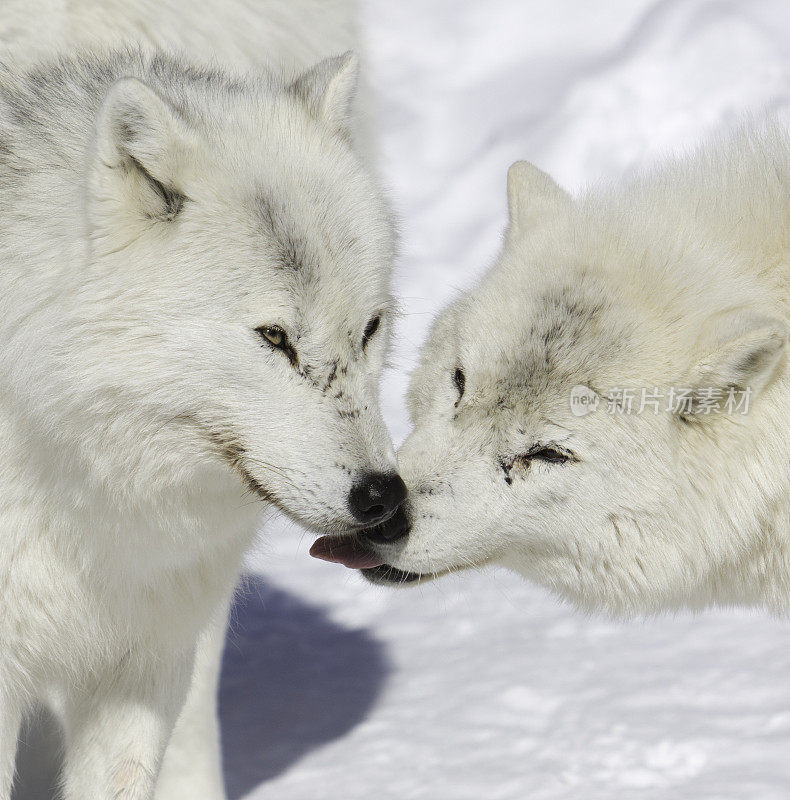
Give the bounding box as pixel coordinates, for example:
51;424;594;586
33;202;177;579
505;445;574;482
362;315;381;350
453;367;466;404
531;447;570;464
255;325;297;365
519;445;574;466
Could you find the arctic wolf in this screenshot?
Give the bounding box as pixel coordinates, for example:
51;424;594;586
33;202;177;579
2;3;385;799
315;125;790;615
0;48;404;800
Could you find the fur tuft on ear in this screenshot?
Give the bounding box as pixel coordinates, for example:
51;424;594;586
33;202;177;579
289;51;358;136
506;161;571;235
93;77;192;223
681;309;787;417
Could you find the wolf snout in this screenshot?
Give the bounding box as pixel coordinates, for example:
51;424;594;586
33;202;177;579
347;471;407;525
359;504;411;544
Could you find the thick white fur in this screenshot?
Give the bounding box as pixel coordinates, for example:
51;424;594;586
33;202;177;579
0;29;396;800
0;0;355;76
369;125;790;615
0;0;375;161
1;4;380;799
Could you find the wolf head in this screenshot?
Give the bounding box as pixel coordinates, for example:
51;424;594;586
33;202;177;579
4;52;404;532
361;155;789;613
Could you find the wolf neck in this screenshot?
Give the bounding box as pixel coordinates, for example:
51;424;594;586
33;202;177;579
0;394;260;585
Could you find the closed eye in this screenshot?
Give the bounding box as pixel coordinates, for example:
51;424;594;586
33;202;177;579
531;447;571;464
516;445;575;466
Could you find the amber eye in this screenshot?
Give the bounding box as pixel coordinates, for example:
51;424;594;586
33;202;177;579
453;367;465;404
256;325;286;348
362;315;381;350
255;325;297;364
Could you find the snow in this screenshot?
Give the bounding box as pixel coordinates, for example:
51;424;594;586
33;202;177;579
228;2;790;799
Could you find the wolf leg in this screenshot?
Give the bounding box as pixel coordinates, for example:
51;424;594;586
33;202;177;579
154;593;232;800
61;649;194;800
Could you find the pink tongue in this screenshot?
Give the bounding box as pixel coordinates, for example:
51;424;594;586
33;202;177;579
310;535;384;569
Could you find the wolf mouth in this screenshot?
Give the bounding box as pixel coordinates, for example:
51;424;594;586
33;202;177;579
309;531;423;583
360;563;423;584
310;532;447;584
309;532;383;568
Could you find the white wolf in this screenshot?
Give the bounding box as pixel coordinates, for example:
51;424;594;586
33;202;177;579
314;124;790;616
2;4;385;800
0;43;405;800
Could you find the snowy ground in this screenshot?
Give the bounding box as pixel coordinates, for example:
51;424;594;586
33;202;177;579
227;2;790;799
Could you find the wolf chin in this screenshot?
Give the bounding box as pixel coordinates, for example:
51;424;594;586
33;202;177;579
0;45;402;800
360;124;790;616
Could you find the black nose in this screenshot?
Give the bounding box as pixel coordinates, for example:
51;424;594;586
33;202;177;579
348;471;407;525
360;504;411;544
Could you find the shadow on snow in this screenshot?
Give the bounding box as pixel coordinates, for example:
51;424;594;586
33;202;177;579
12;575;390;800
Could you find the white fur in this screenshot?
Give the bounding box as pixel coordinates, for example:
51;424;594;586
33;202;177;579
0;32;396;800
367;124;790;616
0;0;376;163
0;0;356;76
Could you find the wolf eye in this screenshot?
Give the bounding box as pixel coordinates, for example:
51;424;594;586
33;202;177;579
257;325;285;347
255;325;297;364
528;446;571;464
453;367;466;404
505;445;575;482
362;315;381;350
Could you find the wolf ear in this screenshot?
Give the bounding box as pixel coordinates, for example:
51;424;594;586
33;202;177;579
506;161;571;235
92;77;191;225
680;309;787;417
289;51;358;136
